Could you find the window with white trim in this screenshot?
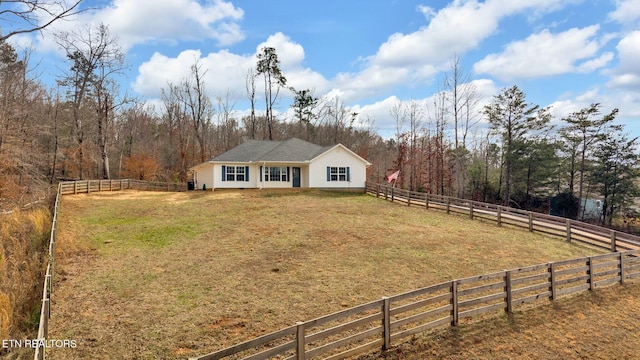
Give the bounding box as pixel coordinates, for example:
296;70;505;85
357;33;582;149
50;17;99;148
222;165;249;182
263;166;289;182
327;166;350;182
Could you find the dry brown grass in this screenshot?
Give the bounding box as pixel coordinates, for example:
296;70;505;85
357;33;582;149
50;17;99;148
48;189;609;359
0;207;51;358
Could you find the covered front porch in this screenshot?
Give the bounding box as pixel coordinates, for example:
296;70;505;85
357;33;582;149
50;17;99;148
258;163;309;189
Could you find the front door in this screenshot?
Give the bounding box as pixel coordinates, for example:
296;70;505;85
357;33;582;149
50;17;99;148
292;167;301;188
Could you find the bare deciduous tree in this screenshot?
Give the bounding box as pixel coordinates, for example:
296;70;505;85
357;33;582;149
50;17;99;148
180;59;213;163
215;89;238;152
0;0;83;41
244;67;257;139
56;23;126;179
161;82;190;181
443;57;480;198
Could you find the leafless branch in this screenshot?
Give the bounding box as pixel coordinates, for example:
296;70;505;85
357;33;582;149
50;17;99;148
1;1;84;42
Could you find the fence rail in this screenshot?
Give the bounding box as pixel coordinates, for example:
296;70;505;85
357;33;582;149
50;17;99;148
192;250;640;360
191;183;640;360
365;183;640;252
34;179;186;360
58;179;187;195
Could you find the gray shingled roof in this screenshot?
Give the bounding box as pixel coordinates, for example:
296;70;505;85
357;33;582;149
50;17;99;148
210;138;332;162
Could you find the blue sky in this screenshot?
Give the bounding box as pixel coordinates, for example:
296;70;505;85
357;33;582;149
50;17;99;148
7;0;640;139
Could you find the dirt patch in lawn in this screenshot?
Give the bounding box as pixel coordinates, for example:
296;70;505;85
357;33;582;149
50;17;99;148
49;189;613;359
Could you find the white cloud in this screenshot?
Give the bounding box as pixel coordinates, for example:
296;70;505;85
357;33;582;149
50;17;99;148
23;0;245;54
71;0;579;116
473;26;613;80
470;79;499;100
132;49;252;100
548;89;600;120
132;32;329;106
330;0;570;103
546;88;634;135
547;88;640;136
607;31;640;89
374;1;495;67
333;66;412;103
352;96;407;138
608;0;640;25
371;0;568;68
352;78;499;139
98;0;244;49
256;33;305;70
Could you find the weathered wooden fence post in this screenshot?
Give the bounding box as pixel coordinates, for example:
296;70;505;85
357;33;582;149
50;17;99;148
451;281;458;326
497;206;502;226
446;197;450;214
296;322;305;360
588;257;595;291
620;252;625;284
391;188;395;203
528;212;533;232
469;202;474;220
610;230;617;252
45;273;52;319
550;263;557;300
566;219;571;243
505;270;512;314
382;297;391;351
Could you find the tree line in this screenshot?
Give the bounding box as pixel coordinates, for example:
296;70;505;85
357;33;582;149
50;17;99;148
391;75;638;228
0;21;638;228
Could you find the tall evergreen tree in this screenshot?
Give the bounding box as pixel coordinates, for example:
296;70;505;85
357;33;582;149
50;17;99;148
483;85;551;206
256;47;286;140
289;87;318;140
592;129;639;227
561;103;618;219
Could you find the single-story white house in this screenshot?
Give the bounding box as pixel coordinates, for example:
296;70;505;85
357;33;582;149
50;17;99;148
190;138;371;190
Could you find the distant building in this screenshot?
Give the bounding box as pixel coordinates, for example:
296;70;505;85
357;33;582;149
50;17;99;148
581;198;603;221
550;193;602;220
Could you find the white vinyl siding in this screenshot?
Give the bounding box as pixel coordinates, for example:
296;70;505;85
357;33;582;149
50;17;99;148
309;146;368;189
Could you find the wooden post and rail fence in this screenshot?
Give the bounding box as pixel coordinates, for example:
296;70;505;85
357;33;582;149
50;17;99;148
192;251;640;360
365;182;640;253
34;180;640;360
